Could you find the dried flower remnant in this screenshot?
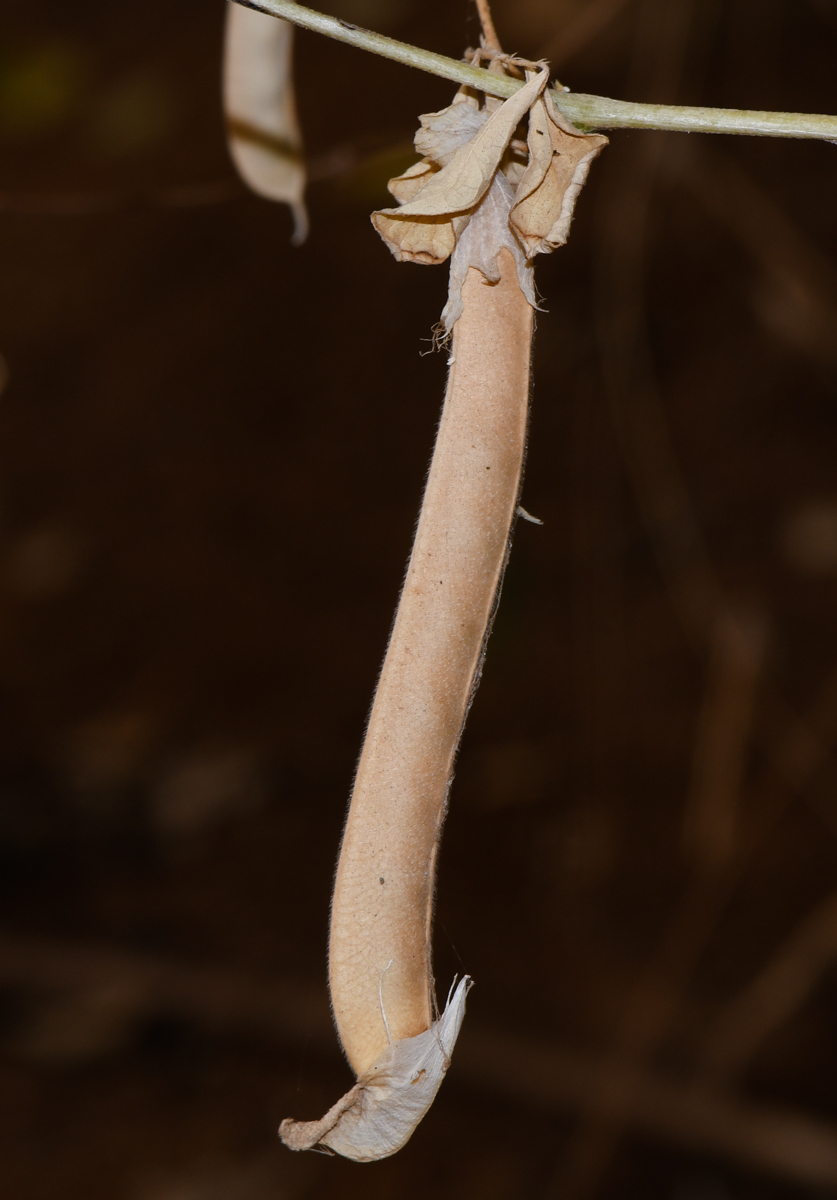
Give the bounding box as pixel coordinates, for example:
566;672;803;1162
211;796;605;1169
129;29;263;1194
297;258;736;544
223;3;308;243
372;68;606;331
281;55;606;1163
372;69;546;323
511;81;608;256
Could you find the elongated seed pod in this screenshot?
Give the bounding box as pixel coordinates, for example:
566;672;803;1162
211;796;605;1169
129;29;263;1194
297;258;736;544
280;248;533;1160
330;247;533;1072
223;3;308;243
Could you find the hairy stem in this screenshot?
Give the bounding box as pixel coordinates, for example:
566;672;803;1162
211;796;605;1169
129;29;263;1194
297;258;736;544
231;0;837;141
475;0;502;52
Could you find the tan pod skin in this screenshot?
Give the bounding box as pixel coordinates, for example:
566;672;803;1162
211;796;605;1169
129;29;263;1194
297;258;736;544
329;249;533;1075
277;10;607;1150
279;250;532;1159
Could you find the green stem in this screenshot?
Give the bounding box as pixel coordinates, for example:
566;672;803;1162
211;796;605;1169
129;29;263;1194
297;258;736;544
232;0;837;141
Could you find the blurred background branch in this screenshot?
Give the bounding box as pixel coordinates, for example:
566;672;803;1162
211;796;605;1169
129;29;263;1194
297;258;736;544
5;932;837;1191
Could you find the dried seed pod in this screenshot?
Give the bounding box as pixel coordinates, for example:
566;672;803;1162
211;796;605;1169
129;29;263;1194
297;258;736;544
223;4;308;243
282;64;606;1161
281;249;532;1159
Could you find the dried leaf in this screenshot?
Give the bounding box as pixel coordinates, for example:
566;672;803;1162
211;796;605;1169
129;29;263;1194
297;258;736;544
370;212;457;265
383;69;547;219
372;70;547;268
510;92;607;256
386;160;438;205
513;91;554;207
280;977;471;1162
223;5;308;245
375;163;448;265
373;66;607;333
414;98;488;166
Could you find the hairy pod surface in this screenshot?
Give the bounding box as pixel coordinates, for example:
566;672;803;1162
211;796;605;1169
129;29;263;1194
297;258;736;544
329;248;533;1076
281;250;532;1159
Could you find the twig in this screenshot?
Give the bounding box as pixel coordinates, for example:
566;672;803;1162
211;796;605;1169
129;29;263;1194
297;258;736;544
683;609;767;871
0;180;246;215
231;0;837;140
670;140;837;368
683;666;837;1092
459;1028;837;1192
474;0;501;53
545;6;756;1195
765;666;837;797
700;890;837;1088
595;148;723;646
5;933;837;1190
553;74;837;1200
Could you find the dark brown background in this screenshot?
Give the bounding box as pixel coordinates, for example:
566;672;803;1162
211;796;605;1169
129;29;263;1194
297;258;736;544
2;1;837;1197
